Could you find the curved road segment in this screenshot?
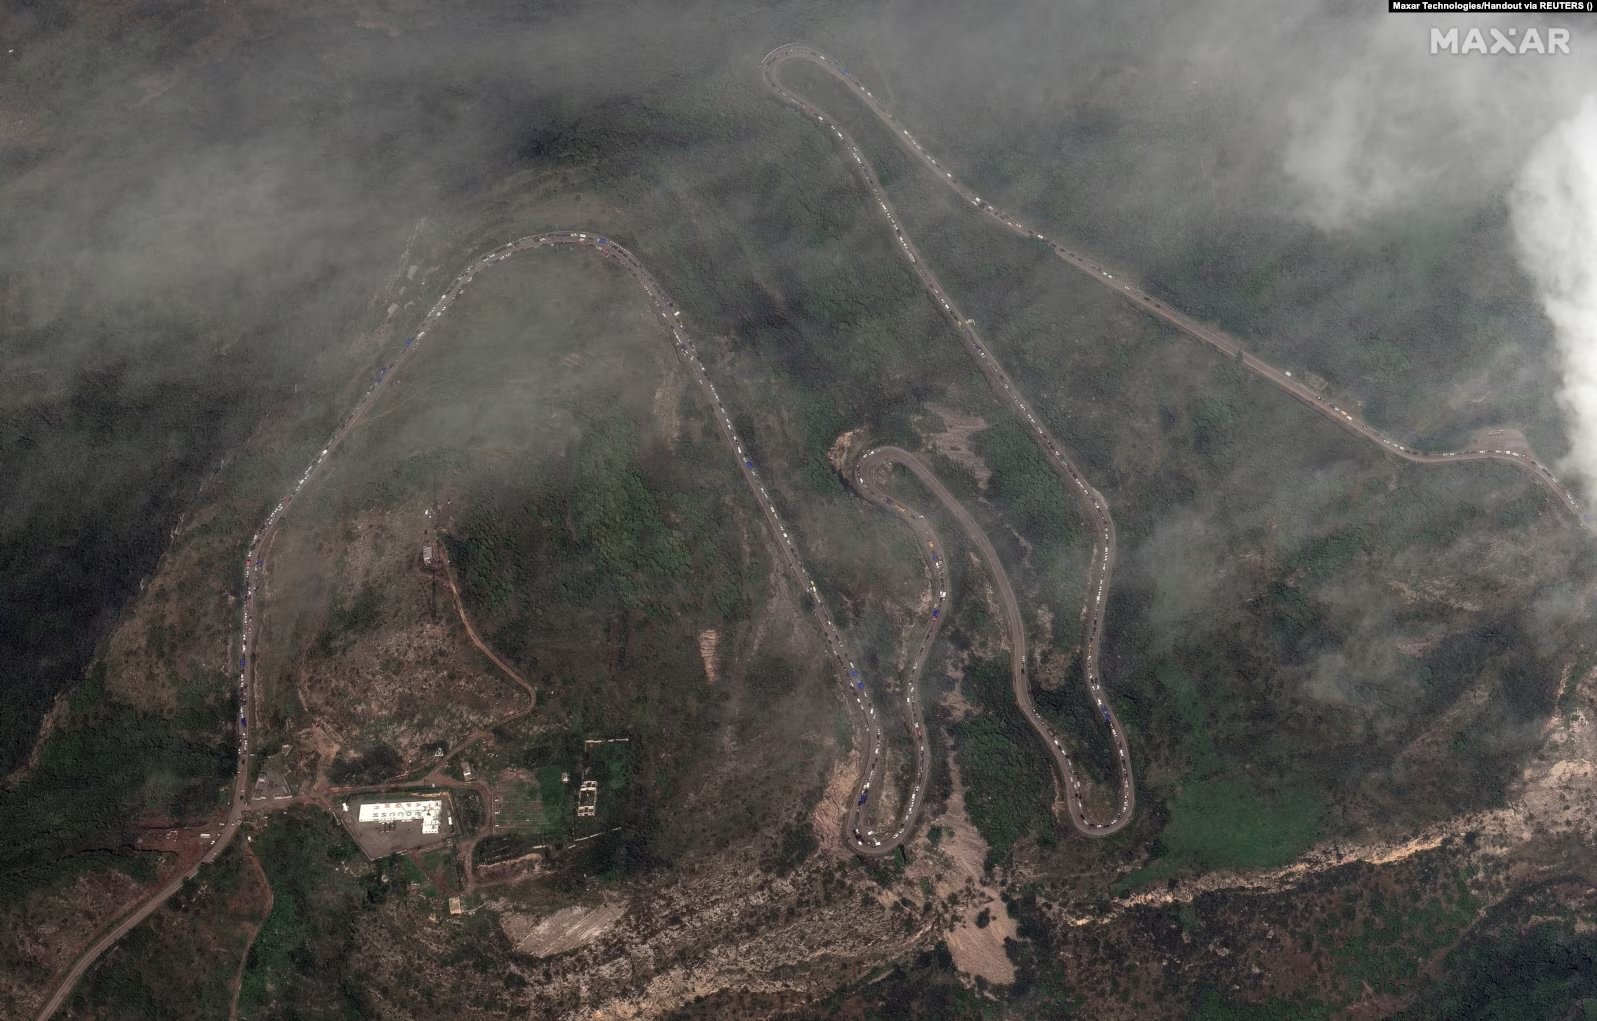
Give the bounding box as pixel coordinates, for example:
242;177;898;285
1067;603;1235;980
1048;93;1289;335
39;44;1595;1021
761;37;1594;836
760;44;1587;525
37;227;915;1018
838;454;943;855
852;447;1134;837
765;44;1150;837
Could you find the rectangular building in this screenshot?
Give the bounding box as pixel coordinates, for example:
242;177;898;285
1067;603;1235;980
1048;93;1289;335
359;799;443;834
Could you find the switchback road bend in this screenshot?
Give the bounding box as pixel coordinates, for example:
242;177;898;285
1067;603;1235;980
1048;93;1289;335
840;453;943;856
764;45;1145;837
851;447;1134;837
760;40;1596;842
42;45;1597;1021
760;44;1587;528
38;228;921;1019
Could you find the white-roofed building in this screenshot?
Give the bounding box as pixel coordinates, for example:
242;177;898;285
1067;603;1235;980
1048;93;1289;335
359;799;442;834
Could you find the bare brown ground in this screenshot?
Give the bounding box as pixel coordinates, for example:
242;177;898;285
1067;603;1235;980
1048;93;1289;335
0;105;36;143
300;720;345;792
502;901;628;958
1465;424;1533;454
934;770;1017;986
827;427;867;474
269;517;535;782
352;14;401;37
654;368;686;451
473;850;546;889
502;854;931;1020
697;629;720;684
812;754;862;854
921;402;992;490
940;671;978;724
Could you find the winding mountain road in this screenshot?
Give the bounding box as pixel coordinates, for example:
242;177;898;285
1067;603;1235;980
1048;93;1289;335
36;43;1593;1021
761;44;1586;524
37;224;925;1018
765;44;1148;836
837;452;943;855
759;41;1592;843
852;446;1134;836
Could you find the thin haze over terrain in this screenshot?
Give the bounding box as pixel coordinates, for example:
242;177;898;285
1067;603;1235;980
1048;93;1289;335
1513;100;1597;501
7;1;1597;1016
0;0;1589;803
855;2;1597;482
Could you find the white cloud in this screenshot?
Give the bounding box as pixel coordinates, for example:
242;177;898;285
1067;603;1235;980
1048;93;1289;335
1511;96;1597;495
1277;15;1590;230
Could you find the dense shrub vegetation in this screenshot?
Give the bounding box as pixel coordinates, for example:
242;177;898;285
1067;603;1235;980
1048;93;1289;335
0;665;233;905
949;658;1054;866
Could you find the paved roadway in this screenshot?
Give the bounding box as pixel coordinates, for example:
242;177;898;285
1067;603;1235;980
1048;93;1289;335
764;45;1142;835
36;227;920;1017
760;41;1597;838
853;447;1134;835
838;451;945;855
42;45;1595;1018
760;44;1587;526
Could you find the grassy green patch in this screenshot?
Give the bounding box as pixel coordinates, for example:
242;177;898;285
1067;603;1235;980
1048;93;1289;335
417;847;454;879
1157;660;1220;776
1194;990;1332;1020
1123;775;1325;888
494;774;566;842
